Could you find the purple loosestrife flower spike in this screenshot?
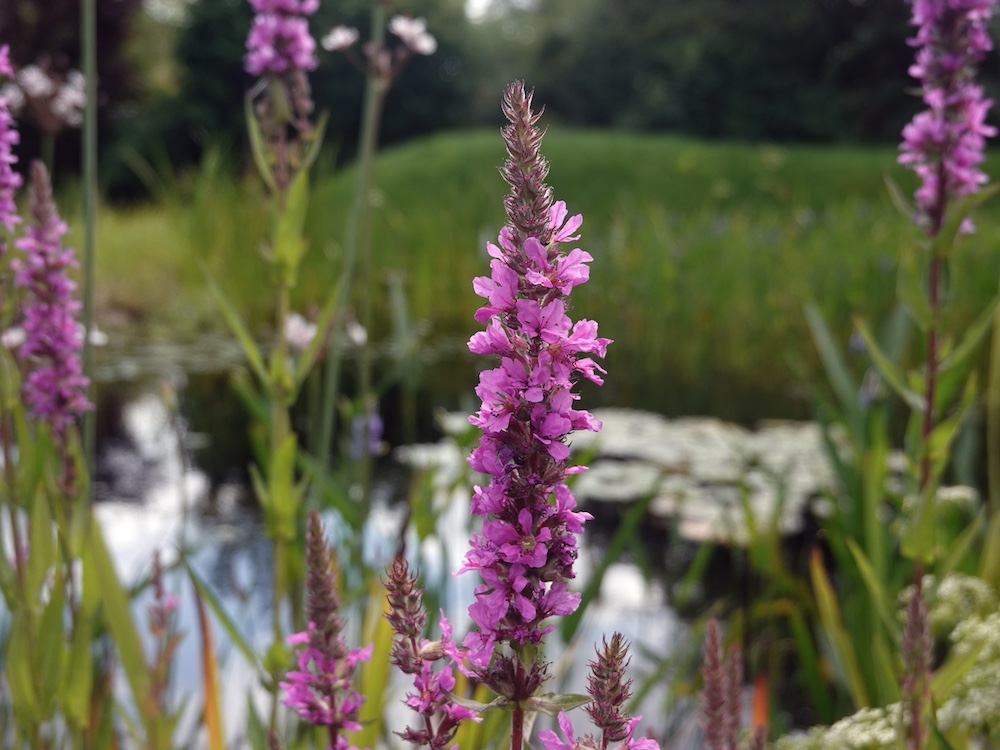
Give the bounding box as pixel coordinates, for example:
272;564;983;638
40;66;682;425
461;82;609;691
0;45;22;253
385;556;480;748
12;161;91;441
585;633;634;745
245;0;319;77
899;0;997;234
701;619;735;750
281;512;373;741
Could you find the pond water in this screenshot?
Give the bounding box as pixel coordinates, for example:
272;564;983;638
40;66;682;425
91;368;691;748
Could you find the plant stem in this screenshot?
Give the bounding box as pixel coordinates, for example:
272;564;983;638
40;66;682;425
315;3;388;473
919;254;941;494
81;0;98;485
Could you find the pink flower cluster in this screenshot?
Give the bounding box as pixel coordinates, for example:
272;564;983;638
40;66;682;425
245;0;319;77
461;192;609;667
0;44;21;244
397;615;481;747
899;0;997;232
281;622;374;736
540;712;658;750
12;162;91;439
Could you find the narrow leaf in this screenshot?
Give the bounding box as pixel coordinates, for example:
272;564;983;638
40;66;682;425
846;539;900;640
527;693;591;717
245;93;278;193
89;521;153;738
809;548;869;708
854;317;925;413
193;583;226;750
182;555;262;674
203;266;269;386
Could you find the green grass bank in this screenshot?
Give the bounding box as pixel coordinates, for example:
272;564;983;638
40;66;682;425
82;129;1000;423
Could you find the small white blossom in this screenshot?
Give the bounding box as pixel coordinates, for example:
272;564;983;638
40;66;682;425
321;25;360;52
1;326;25;349
1;82;24;113
17;65;54;98
285;312;317;353
388;15;437;55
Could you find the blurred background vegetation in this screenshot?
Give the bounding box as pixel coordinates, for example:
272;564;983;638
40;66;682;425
6;0;992;193
5;0;1000;428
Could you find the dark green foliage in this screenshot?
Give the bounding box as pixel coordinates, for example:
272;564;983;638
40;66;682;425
107;0;473;198
0;0;143;169
516;0;920;143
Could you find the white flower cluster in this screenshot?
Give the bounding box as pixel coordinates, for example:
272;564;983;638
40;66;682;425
775;705;903;750
937;610;1000;739
777;574;1000;749
1;64;86;129
898;574;998;640
321;16;436;56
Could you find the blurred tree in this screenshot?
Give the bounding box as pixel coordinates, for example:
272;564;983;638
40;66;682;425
491;0;937;143
0;0;143;170
106;0;474;197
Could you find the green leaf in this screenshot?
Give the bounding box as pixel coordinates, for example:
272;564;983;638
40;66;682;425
854;317;925;413
245;92;277;193
931;638;984;697
805;304;863;436
883;175;914;219
193;582;226;750
6;612;40;724
203;266;270;387
273;169;310;282
846;539;900;640
182;555;262;674
297;451;363;530
527;693;591;717
353;577;396;750
935;294;1000;413
27;492;55;601
293;279;343;393
300;110;329;173
89;521;153;738
939;510;984;580
37;569;66;718
896;241;931;330
448;693;510;715
62;605;95;730
809;548;869;708
267;433;301;541
931;182;1000;259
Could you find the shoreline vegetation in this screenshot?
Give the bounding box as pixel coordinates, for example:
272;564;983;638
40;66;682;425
81;129;1000;421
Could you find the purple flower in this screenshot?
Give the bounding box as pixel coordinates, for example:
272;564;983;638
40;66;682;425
245;0;318;77
898;0;997;234
281;623;373;730
0;44;21;246
460;82;606;699
539;712;659;750
385;557;480;748
11;161;91;440
282;513;373;742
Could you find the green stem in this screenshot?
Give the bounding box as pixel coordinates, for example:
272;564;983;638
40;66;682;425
315;3;388;472
987;280;1000;515
81;0;98;486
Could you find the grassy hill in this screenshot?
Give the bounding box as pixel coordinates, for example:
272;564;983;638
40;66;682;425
84;129;1000;422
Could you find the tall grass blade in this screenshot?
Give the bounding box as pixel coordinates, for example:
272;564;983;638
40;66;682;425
181;555;262;675
193;583;226;750
809;548;869;708
88;521;153;739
